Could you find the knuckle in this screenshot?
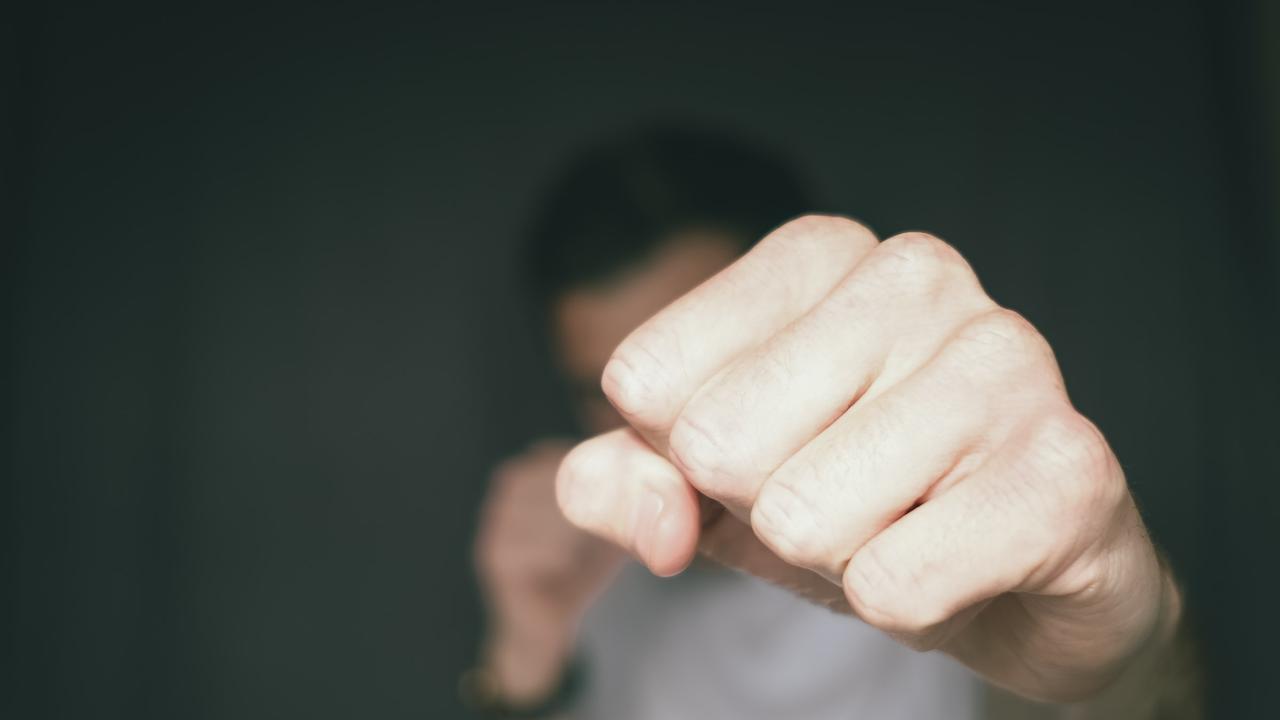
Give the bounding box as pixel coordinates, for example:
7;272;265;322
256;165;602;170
601;329;678;422
763;214;879;282
667;410;737;498
843;544;943;635
950;307;1052;374
773;213;876;247
834;231;988;325
773;213;839;239
875;232;963;282
750;472;834;568
963;307;1041;351
1030;408;1112;481
1027;408;1120;518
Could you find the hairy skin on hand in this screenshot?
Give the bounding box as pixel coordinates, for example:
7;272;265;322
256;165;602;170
557;215;1193;715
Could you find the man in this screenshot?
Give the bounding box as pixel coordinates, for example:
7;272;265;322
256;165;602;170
469;126;1195;718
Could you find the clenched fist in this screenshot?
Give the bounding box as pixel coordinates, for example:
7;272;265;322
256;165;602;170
556;215;1180;702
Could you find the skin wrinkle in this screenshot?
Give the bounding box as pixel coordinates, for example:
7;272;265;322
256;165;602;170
893;448;1039;605
755;302;1021;578
985;435;1081;594
667;411;723;480
753;469;842;579
697;251;952;512
846;539;917;626
550;217;1185;711
678;346;796;495
612;335;671;416
831;290;989;409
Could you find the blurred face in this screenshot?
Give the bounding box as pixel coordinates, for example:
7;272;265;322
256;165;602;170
552;229;742;435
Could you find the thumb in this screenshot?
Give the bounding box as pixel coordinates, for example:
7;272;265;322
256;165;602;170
557;428;700;577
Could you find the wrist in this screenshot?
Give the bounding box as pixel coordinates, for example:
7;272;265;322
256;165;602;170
1144;563;1182;658
1066;561;1193;719
1117;549;1183;677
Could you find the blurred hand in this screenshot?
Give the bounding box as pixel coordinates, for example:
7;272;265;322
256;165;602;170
474;440;623;703
556;215;1179;702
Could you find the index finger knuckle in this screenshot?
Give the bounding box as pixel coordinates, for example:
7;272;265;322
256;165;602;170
602;327;682;424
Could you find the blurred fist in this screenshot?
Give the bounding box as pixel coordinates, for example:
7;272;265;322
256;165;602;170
556;215;1178;702
474;440;623;702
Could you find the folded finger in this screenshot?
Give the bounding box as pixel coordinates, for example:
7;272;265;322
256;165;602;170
602;215;878;450
668;232;992;509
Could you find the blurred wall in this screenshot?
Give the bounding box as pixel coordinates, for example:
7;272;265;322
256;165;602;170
6;1;1278;717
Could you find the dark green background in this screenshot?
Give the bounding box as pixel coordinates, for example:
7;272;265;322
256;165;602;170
6;1;1278;717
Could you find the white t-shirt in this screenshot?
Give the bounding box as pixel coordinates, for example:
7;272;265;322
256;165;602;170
575;561;980;719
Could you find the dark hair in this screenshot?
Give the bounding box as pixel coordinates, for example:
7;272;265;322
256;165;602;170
523;124;814;304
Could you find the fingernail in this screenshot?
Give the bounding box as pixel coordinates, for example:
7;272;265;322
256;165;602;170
632;488;666;570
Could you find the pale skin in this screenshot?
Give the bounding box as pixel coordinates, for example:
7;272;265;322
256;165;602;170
476;217;1184;714
473;230;740;704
